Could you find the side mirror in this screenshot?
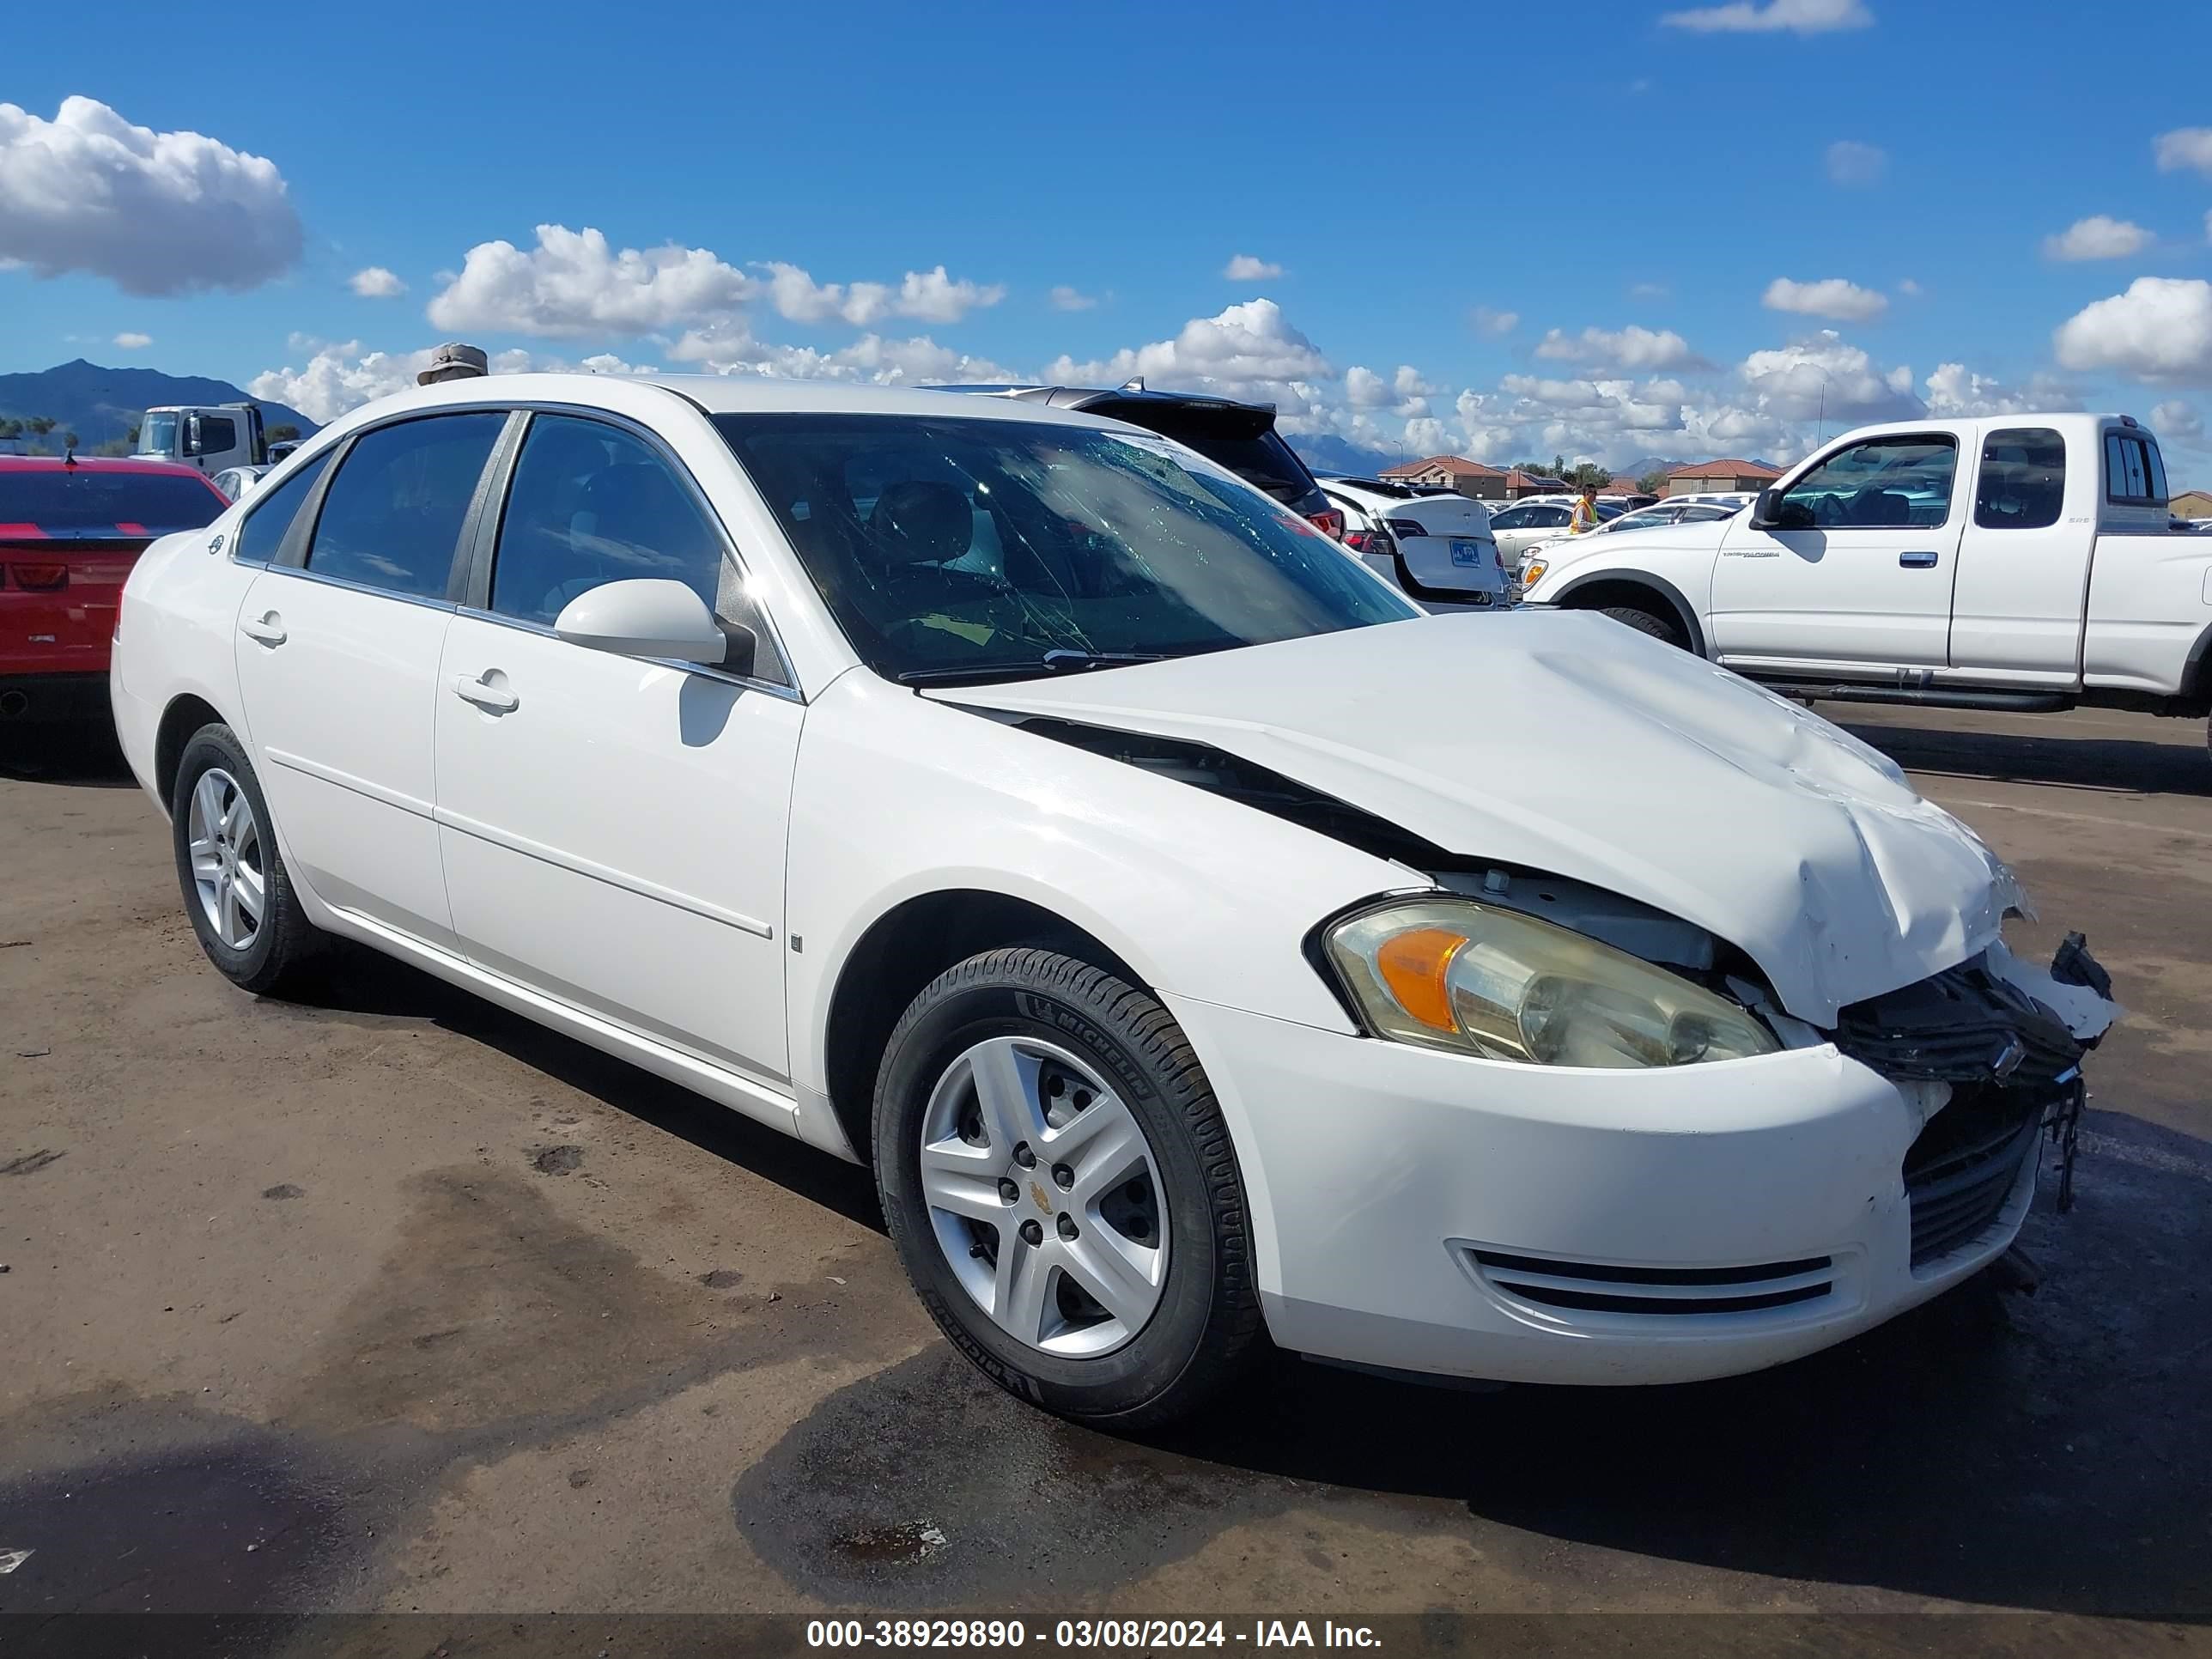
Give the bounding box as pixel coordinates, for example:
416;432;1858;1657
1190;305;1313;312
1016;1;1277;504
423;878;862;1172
184;415;204;457
554;580;728;663
1749;488;1782;528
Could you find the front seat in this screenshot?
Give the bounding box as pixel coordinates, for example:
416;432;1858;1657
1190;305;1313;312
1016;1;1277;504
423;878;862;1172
867;480;974;570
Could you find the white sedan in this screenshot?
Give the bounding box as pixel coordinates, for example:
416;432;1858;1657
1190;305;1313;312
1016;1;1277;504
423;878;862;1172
111;374;2117;1424
1317;477;1510;608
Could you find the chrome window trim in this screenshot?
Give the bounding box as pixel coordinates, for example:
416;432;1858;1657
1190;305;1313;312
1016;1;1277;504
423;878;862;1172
452;604;805;707
251;560;461;615
466;399;805;698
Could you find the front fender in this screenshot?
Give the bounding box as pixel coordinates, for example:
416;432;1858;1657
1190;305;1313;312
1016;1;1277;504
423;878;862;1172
783;672;1407;1101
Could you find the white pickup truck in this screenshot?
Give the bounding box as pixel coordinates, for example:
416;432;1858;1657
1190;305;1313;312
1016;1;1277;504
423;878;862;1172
1518;413;2212;753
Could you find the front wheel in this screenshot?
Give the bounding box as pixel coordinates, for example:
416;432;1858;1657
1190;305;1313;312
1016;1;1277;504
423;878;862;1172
872;948;1261;1426
170;723;325;996
1598;604;1689;649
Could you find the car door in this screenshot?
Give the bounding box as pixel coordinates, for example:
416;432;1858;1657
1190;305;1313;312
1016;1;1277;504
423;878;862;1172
233;411;508;951
1708;432;1966;670
1947;426;2084;684
433;410;801;1092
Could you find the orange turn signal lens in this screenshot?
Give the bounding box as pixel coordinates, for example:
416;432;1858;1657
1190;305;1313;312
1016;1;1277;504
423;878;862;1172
1373;927;1467;1033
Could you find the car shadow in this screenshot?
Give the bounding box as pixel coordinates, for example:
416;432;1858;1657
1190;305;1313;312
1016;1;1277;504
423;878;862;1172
282;945;885;1234
1142;1109;2212;1620
0;723;138;787
1841;717;2212;799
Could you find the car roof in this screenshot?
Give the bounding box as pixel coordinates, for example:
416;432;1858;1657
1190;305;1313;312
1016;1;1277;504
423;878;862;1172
324;373;1146;437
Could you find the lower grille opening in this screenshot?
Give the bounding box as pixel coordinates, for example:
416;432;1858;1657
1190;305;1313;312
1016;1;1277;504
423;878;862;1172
1905;1088;2042;1267
1469;1249;1837;1318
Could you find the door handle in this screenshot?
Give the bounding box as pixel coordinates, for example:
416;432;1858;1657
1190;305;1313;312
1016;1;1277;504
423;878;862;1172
239;611;286;646
450;672;519;714
1899;550;1939;568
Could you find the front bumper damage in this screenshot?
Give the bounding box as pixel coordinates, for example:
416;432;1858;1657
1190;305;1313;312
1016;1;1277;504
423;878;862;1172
1164;934;2122;1389
1838;933;2119;1224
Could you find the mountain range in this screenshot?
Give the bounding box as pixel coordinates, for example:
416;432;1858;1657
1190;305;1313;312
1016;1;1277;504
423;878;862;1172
0;360;318;449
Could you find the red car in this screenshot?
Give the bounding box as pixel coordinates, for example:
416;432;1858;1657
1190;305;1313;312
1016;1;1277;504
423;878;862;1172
1;455;228;724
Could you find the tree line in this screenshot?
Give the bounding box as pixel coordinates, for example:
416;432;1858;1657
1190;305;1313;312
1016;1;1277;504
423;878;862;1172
1509;454;1672;495
0;416;299;458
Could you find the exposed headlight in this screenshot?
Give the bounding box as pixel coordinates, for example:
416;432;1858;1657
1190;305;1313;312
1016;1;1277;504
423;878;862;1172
1519;557;1548;586
1323;899;1778;1068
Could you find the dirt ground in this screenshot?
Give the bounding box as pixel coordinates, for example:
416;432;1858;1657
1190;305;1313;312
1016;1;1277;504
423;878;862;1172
1;701;2207;1650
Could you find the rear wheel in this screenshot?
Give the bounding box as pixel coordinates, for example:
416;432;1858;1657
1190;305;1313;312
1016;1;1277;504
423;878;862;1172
1598;604;1688;649
872;947;1261;1425
170;724;324;996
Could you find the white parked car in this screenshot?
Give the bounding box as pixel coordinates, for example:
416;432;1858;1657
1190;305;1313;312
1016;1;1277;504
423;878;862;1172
111;376;2118;1424
210;464;270;502
1486;498;1626;562
1317;477;1510;608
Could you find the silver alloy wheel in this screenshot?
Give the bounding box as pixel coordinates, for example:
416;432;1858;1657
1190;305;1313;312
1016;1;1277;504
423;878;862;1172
918;1035;1170;1358
185;768;266;951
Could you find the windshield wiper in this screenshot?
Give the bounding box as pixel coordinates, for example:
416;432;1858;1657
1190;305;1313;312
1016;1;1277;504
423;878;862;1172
895;650;1164;687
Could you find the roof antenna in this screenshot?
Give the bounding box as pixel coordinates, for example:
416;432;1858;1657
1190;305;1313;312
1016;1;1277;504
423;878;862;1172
1121;376;1146;392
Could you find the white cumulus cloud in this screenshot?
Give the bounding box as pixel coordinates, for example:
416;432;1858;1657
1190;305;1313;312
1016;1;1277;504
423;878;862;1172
1762;276;1888;322
427;224;755;337
1048;284;1098;311
1739;331;1923;423
1921;362;2079;417
2054;276;2212;385
1662;0;1872;33
757;262;1003;327
1825;140;1887;186
1534;325;1704;370
1469;307;1518;336
1223;253;1282;281
2042;216;2153;262
112;331;151;349
0;95;301;295
2154;127;2212;178
2151;399;2204;443
348;265;406;298
1044;299;1332;416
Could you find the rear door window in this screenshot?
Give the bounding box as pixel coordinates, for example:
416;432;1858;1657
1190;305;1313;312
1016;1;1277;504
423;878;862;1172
1974;428;2065;531
233;453;332;563
305;414;505;600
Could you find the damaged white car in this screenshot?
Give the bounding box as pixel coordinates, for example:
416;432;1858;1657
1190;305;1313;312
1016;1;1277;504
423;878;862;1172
110;375;2121;1425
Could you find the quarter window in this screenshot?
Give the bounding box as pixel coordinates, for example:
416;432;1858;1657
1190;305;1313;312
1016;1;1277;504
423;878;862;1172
305;414;504;600
232;452;332;563
1775;435;1956;530
2105;431;2166;507
489;414;781;680
1974;428;2065;531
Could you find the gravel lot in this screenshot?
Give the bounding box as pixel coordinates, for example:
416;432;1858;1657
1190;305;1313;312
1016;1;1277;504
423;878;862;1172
1;702;2206;1647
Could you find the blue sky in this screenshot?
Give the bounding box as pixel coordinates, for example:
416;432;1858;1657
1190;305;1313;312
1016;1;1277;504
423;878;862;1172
8;0;2212;473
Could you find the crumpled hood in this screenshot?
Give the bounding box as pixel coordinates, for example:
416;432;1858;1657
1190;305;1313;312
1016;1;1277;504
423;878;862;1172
933;611;2027;1026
